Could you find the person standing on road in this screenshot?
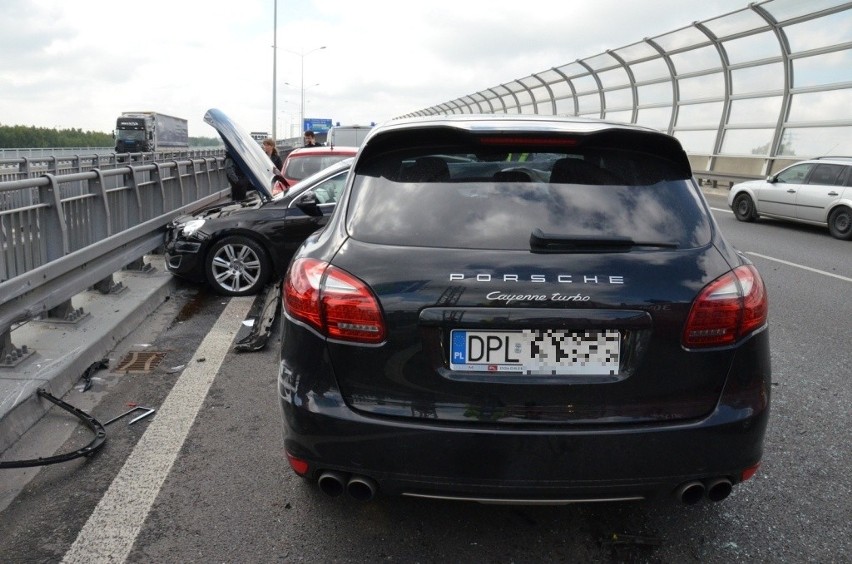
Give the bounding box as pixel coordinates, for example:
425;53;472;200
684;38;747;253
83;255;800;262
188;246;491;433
303;130;321;147
223;150;253;201
262;138;283;170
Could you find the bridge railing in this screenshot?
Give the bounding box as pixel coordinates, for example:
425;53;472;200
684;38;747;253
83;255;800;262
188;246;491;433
405;0;852;181
0;154;229;365
687;154;804;188
0;148;224;182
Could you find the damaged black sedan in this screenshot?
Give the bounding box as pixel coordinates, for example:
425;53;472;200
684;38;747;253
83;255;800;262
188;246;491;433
164;109;351;296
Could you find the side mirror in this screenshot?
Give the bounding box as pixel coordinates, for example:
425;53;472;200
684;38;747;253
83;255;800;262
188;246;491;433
766;175;776;183
272;175;290;196
295;192;323;217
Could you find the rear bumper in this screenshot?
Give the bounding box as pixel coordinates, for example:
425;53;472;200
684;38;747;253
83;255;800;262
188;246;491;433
278;326;771;503
279;407;767;502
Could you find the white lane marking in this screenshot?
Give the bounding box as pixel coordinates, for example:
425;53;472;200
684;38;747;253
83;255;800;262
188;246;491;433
62;297;253;564
707;206;850;282
746;252;852;283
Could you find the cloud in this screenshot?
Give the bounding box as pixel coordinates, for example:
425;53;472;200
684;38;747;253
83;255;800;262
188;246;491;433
0;0;771;140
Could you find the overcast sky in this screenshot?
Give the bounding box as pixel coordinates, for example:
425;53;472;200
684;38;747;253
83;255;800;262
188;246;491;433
1;0;745;140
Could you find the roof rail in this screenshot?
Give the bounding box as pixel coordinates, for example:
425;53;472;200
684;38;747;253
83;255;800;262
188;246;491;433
813;156;852;160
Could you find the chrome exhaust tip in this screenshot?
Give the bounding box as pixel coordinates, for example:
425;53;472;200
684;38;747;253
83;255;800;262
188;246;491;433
706;478;733;502
347;475;378;501
317;471;347;497
675;481;706;505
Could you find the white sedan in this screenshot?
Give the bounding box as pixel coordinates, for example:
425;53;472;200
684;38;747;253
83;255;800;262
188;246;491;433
728;157;852;240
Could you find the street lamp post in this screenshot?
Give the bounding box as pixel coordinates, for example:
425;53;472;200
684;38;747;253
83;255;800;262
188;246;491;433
272;0;278;141
284;83;318;141
286;46;325;137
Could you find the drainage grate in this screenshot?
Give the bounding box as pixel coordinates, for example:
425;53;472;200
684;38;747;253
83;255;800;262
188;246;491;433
114;351;167;373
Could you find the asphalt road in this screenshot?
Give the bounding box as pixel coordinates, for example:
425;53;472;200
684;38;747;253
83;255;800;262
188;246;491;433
0;190;849;563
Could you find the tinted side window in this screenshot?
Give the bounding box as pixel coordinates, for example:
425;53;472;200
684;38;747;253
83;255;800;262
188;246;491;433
807;164;845;186
311;171;347;204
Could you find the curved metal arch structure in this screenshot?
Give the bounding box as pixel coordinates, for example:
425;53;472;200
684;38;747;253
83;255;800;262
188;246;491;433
401;0;852;179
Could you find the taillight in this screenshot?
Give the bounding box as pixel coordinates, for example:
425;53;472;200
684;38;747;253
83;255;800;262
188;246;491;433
321;266;386;343
477;136;579;148
285;451;309;476
283;258;325;331
284;258;386;344
741;462;761;482
682;264;767;348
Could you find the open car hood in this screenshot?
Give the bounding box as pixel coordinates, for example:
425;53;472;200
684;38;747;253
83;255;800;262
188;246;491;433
203;108;279;200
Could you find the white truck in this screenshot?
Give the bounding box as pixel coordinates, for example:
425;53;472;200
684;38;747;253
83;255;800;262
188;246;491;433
326;124;373;148
114;112;189;154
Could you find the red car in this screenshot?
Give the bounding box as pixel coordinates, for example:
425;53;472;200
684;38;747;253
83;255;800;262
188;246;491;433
278;146;358;192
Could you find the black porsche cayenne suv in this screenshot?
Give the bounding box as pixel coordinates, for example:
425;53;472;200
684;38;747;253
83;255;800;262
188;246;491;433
278;115;770;505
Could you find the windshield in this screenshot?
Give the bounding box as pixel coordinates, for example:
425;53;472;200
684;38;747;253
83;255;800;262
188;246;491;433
116;130;145;142
275;159;353;201
347;148;710;249
284;154;352;181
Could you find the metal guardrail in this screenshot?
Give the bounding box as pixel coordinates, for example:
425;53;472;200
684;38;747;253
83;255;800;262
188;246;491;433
0;153;229;364
688;154;779;188
0;149;225;182
0;147;115;159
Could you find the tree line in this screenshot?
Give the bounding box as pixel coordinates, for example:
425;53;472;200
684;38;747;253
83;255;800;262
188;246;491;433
0;124;220;148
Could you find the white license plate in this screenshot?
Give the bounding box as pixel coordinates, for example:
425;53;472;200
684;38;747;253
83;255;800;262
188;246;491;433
450;329;620;376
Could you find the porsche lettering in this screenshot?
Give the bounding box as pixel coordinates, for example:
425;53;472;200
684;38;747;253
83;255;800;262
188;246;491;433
450;273;624;284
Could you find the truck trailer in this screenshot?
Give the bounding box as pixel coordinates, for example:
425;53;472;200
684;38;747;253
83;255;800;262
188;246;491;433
114;112;189;154
326;124;373;148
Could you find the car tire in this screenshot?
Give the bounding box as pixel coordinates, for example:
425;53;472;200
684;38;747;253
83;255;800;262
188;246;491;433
732;193;758;222
204;235;270;296
827;206;852;240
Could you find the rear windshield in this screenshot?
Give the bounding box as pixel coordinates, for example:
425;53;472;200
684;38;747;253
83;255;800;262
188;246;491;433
347;147;711;249
284;154;352;181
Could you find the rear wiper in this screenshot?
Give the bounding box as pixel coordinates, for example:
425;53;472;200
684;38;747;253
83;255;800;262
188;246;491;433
529;228;677;253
